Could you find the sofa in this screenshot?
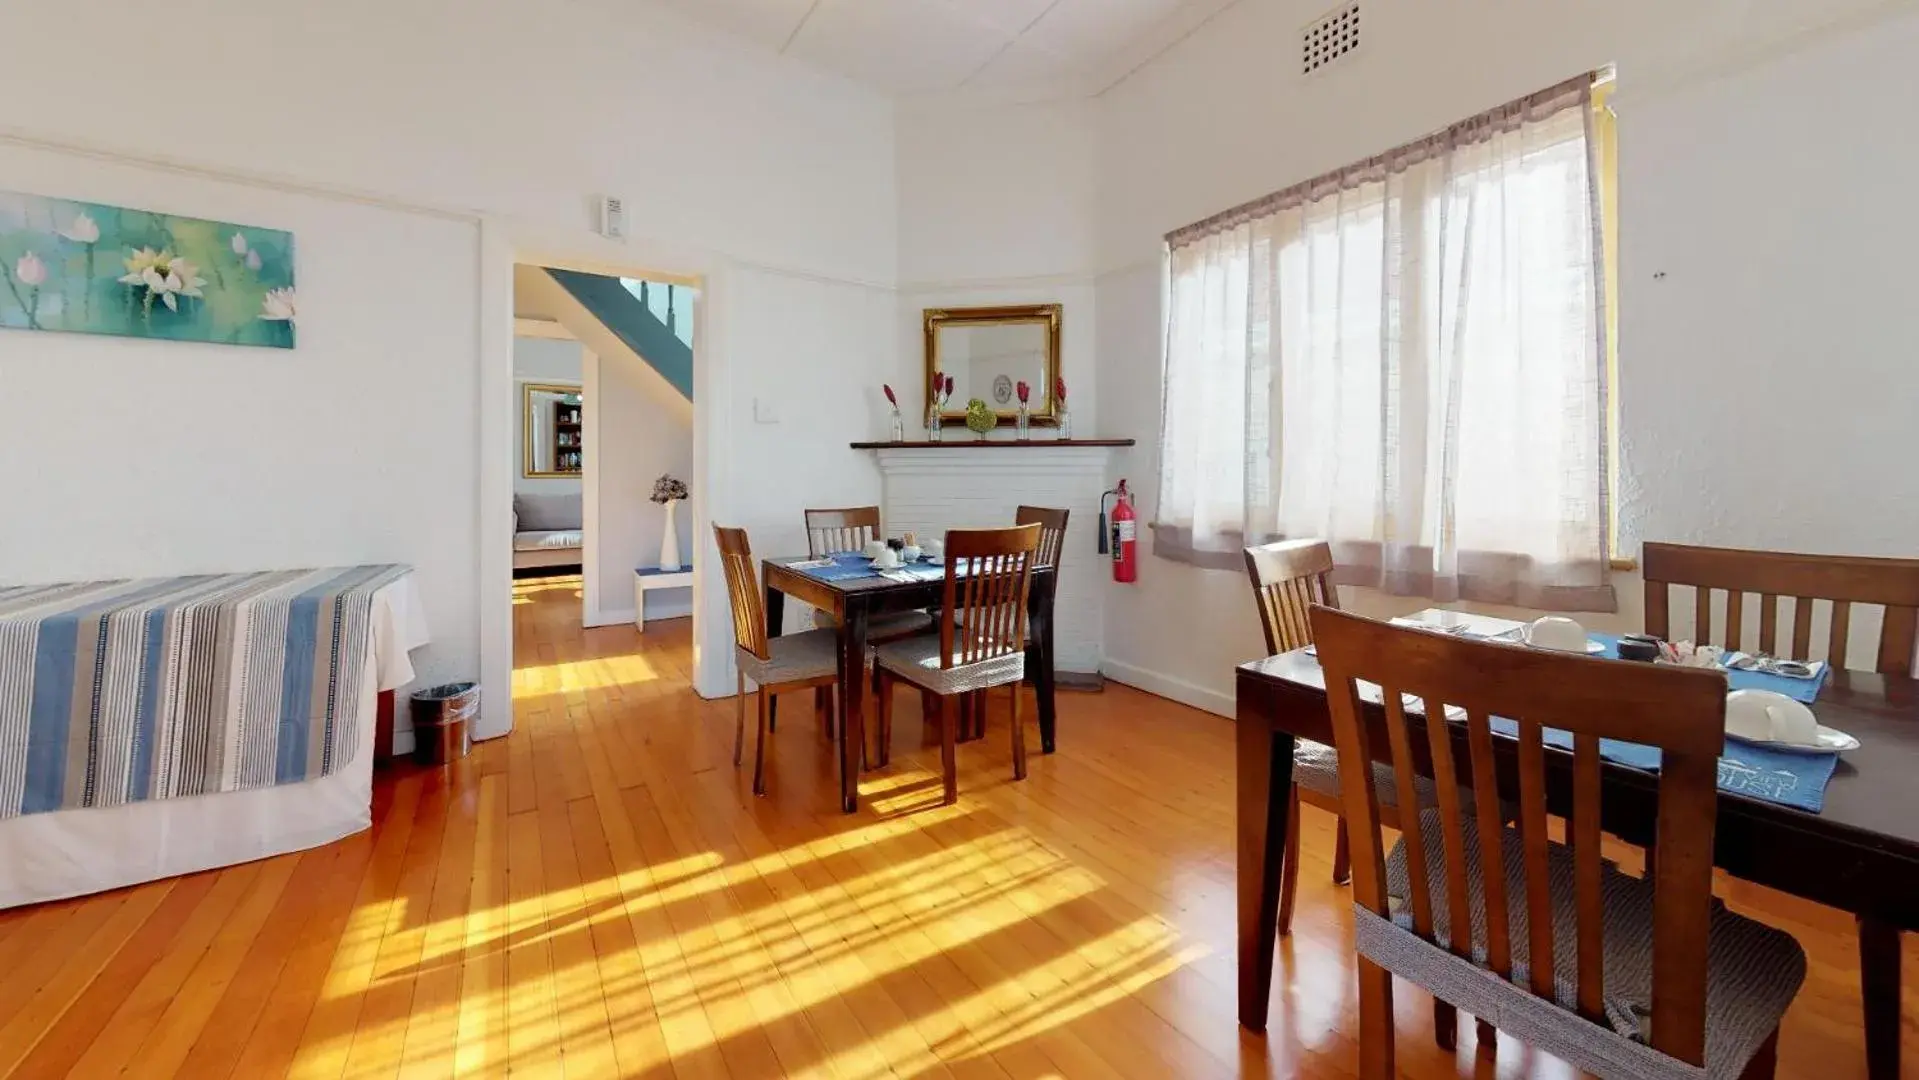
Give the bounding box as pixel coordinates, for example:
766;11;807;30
513;492;584;571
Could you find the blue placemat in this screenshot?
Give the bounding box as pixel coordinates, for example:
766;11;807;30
1499;633;1841;812
1486;716;1838;813
1587;632;1828;704
793;553;881;582
1723;660;1829;704
793;552;945;583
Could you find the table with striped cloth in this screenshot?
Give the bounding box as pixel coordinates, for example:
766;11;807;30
0;564;413;819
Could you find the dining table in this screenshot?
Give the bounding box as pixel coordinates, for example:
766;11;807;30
1235;609;1919;1080
762;554;1060;814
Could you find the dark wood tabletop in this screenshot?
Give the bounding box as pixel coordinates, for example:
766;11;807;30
1235;642;1919;1068
762;556;1059;814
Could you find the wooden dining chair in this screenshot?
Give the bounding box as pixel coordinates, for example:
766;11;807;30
714;524;844;797
1312;606;1807;1079
1016;505;1069;570
872;524;1041;805
947;505;1071;742
798;506;935;723
804;506;882;557
1643;540;1919;1070
1642;542;1919;677
1243;539;1442;935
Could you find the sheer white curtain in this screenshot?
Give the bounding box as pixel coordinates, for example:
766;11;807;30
1156;76;1614;612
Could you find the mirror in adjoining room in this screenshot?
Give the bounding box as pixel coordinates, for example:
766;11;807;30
924;304;1061;427
523;382;584;477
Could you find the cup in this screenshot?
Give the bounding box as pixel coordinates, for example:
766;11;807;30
902;544;922;562
873;549;901;570
925;539;944;559
863;540;887;559
1525;616;1590;653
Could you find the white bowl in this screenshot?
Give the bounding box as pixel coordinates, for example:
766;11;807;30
1726;689;1819;746
1525;616;1590;653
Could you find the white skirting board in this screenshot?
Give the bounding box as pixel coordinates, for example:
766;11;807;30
1100;659;1235;719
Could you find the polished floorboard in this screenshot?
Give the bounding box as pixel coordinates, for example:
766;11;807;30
0;573;1910;1078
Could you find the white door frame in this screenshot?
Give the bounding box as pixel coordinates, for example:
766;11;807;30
479;220;722;741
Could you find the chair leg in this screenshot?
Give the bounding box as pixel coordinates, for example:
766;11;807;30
1333;818;1353;885
1277;784;1301;936
875;670;895;769
752;689;771;797
1433;999;1458;1052
1476;1019;1497;1051
1738;1028;1780;1080
939;695;959;805
972;691;988;740
815;685;833;740
1357;957;1395;1079
733;672;746;767
768;695;777;733
1009;681;1027;781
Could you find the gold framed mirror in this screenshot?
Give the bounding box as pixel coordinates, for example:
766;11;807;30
522;382;584;478
924;304;1061;427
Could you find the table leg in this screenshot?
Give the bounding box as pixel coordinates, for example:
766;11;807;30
764;583;785;731
1237;683;1296;1032
836;602;869;814
1032;585;1058;754
1860;916;1901;1080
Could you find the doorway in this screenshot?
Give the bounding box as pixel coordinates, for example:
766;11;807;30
505;259;699;707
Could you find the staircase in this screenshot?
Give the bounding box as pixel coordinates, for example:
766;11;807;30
541;269;694;401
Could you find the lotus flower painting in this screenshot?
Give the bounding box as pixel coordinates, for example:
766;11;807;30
0;190;296;348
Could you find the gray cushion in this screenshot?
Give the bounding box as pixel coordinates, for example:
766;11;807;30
1292;737;1440;810
737;630;839;686
514;492;582;531
1371;809;1805;1078
875;633;1024;695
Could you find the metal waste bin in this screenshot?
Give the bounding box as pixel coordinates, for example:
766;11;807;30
410;682;478;765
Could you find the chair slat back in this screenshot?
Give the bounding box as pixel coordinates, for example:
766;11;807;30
1243;540;1339;655
940;524;1041;669
1643;542;1919;675
1015;505;1070;569
713;525;767;660
805;506;882;557
1309;606;1728;1067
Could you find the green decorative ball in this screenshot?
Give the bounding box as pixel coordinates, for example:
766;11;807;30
964;398;996;435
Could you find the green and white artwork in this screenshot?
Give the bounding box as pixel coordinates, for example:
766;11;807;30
0;190;296;349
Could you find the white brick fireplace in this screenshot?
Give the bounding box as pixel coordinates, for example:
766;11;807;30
866;442;1129;676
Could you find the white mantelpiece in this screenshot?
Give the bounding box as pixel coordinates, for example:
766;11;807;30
865;442;1129;675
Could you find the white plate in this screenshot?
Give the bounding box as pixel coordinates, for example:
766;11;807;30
1523;637;1607;655
1725;725;1859;756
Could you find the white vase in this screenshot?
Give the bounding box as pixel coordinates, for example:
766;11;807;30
658;499;682;571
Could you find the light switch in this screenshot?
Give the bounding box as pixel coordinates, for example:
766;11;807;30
753;397;780;424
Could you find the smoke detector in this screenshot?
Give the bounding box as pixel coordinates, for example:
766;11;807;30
1302;3;1361;76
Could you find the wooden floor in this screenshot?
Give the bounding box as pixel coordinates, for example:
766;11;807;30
0;574;1911;1078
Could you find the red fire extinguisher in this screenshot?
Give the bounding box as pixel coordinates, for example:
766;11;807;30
1099;479;1139;583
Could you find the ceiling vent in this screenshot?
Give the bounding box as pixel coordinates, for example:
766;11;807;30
1302;2;1361;76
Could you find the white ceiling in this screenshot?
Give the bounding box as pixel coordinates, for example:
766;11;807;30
653;0;1243;99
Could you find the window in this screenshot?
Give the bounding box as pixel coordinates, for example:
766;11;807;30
1155;74;1617;612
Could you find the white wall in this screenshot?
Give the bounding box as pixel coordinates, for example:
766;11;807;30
0;140;481;744
894;98;1101;440
2;0;897;288
591;349;694;624
1092;0;1919;714
513;337;583;497
2;0;904;707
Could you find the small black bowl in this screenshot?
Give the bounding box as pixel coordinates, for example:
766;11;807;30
1617;633;1662;663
